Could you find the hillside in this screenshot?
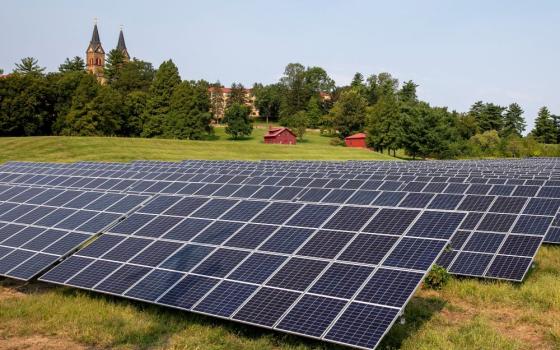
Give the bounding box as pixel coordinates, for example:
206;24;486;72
0;128;396;163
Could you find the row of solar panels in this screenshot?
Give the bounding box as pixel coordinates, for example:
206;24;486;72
0;182;465;350
2;159;560;349
6;160;560;180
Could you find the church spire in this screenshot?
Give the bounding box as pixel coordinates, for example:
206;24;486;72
86;19;106;84
116;27;130;61
87;20;104;54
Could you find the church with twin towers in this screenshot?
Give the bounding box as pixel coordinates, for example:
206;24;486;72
86;21;130;84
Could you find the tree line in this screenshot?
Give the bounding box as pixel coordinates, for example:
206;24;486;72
1;55;559;158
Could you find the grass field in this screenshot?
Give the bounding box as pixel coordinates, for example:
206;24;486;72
1;246;558;350
0;135;558;349
0;128;396;163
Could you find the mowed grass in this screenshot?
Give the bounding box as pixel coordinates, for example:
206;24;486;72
0;127;396;163
1;246;559;349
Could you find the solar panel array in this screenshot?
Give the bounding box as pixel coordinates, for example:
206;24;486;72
40;193;464;349
0;158;559;349
1;159;559;282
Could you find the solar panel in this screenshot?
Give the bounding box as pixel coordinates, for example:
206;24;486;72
40;193;465;350
0;185;148;280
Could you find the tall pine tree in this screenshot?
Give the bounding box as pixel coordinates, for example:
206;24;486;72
501;103;526;137
141;60;181;137
532;106;557;144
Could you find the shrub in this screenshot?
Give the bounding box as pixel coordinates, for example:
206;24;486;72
424;264;450;290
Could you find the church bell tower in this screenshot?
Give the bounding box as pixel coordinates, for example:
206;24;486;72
86;19;106;83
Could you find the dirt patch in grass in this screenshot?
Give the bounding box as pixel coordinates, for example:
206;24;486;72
0;335;86;350
417;287;555;349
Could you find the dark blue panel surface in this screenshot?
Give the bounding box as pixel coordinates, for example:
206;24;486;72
356;268;424;307
310;263;374;299
194;281;257;317
234;287;300;327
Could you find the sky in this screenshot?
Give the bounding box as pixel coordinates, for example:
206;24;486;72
1;0;559;131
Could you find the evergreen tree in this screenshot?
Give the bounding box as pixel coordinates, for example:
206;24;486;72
111;59;155;93
532;107;557;144
62;73;100;135
165;80;213;139
59;57;85;72
141;60;181;137
469;101;504;132
49;70;88;134
501;103;526;137
104;49;126;84
13;57;45;75
123;90;148;136
327;89;367;139
223;103;253;139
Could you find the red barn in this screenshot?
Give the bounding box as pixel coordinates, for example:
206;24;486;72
345;133;367;148
264;127;297;145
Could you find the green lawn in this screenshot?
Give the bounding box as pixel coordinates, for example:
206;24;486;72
0;128;396;163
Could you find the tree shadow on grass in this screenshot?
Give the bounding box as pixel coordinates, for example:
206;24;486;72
378;295;447;349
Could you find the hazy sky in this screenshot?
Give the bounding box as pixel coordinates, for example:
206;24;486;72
1;0;558;130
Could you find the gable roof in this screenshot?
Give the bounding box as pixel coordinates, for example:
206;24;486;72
345;132;367;139
264;127;297;138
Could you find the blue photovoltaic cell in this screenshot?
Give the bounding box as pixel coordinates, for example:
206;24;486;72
102;237;152;262
192;221;243;245
109;213;154;234
299;188;330;202
346;190;377;205
356;268;424;307
158;274;219;309
486;255;532;281
498;235;542;257
384;238;446;271
125;269;184;301
458;195;494;212
130;240;183;267
449;252;493;276
523;198;560;216
139;196;182;214
224;224;278;249
363;208;418;235
372;192;406;206
286;204;338;228
162;218;211;241
266;257;329;291
253;202;303;225
512;215;552;236
221;200;268;221
191;199;238;219
406;211;464;240
77;234;126;258
259;227;314;254
39;256;94;283
194;281;257;317
2;226;44;247
323;206;377;231
95;264;152;295
160;244;215;272
325;303;399;350
296;230;354;259
477;213;516;233
192;248;249;278
489;197;527;214
233;287;301;327
339;234;398;265
164;197;208;217
0;250;34;274
228;253;287;284
310;263;374;299
66;260;122;288
399;193;433;208
463;232;505;253
133;216;183;238
277;294;347;338
21;229;66;251
8;253;59;280
322;189;354;203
